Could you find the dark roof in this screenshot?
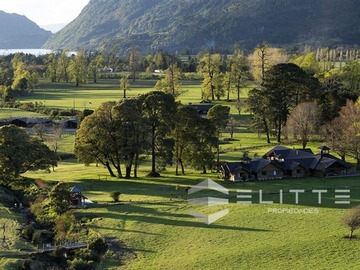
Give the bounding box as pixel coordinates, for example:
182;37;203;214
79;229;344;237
70;186;82;193
266;146;314;160
248;158;271;172
224;158;284;174
186;104;214;114
267;146;352;170
272;160;304;171
223;146;352;177
315;154;352;169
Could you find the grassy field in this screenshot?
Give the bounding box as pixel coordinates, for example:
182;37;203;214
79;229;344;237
3;78;360;269
24;161;360;270
17;79;249;115
0;108;48;119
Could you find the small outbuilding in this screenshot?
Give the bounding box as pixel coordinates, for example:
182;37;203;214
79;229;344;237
70;186;85;206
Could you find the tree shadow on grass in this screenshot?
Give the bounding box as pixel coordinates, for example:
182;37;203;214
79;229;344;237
99;212;271;232
87;203;272;233
76;178;184;198
90;224;163;236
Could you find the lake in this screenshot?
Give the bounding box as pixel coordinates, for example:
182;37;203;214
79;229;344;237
0;49;53;56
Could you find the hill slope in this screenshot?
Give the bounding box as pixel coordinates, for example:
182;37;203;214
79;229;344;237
0;11;52;49
44;0;360;53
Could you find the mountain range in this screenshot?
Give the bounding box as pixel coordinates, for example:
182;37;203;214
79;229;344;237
43;0;360;53
0;11;52;49
2;0;360;53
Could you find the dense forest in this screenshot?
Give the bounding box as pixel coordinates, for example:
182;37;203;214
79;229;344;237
45;0;360;53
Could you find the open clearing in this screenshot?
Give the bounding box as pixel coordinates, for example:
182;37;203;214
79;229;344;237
25;161;360;270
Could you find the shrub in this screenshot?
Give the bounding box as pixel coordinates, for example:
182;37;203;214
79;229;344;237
342;205;360;238
22;224;35;241
54;211;77;240
89;238;108;255
32;230;55;245
67;258;93;270
110;191;121;202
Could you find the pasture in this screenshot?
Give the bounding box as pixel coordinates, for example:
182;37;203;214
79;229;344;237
2;77;360;269
24;162;360;270
0;108;48;119
17;78;249;115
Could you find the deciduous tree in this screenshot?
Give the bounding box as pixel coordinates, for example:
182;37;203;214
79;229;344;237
11;54;38;91
342;60;360;95
155;61;184;98
0;125;56;178
129;46;141;82
207;105;230;171
49;182;72;215
57;50;71;83
286;102;320;149
112;99;146;178
138;91;177;177
46;53;59;82
342;206;360;239
183;117;217;174
263;63;318;142
120;76;131;98
230;49;251;101
198;53;223;100
89;54;104;83
248;43;288;84
69;51;88;87
75;101;121;178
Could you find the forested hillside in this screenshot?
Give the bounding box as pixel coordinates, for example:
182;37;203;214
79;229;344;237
0;11;51;49
44;0;360;53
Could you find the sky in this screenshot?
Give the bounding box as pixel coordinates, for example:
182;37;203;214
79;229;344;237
0;0;90;28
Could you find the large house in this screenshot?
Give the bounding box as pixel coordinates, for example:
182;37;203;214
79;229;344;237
221;146;352;181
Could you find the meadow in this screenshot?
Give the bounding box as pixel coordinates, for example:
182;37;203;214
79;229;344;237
1;78;360;269
24;162;360;270
0;187;34;269
17;78;249;114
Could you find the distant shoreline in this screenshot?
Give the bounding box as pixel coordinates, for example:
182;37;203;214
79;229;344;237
0;49;52;56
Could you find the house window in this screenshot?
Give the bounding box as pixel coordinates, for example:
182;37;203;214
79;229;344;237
296;169;301;174
273;170;278;176
261;171;267;176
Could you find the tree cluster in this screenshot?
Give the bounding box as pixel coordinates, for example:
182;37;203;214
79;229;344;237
0;53;39;103
247;50;360;149
75;91;227;178
0;125;57;178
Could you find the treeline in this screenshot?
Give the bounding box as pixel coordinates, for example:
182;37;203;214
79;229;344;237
75;91;230;178
1;44;359;95
246;44;360;167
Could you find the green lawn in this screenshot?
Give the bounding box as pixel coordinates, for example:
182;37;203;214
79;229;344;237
6;78;360;269
24;160;360;270
18;79;248;115
0;108;47;119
